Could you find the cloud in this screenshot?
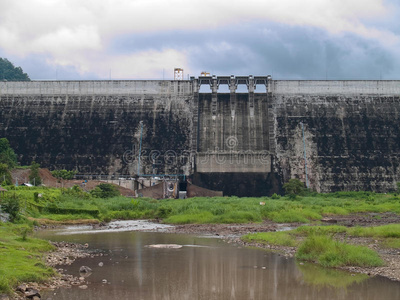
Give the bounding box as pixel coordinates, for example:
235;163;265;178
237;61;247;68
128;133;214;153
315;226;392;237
0;0;398;79
52;48;189;79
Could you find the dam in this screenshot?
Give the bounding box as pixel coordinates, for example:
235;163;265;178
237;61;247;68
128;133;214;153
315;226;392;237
1;76;400;196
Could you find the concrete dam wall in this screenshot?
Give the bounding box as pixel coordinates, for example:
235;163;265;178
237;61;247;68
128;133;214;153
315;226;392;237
1;78;400;195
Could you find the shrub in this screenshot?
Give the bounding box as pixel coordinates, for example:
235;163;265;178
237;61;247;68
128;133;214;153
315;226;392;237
90;183;120;198
1;196;20;221
271;193;280;199
0;163;12;185
29;161;42;186
283;178;305;199
63;185;90;199
156;206;173;218
0;138;18;168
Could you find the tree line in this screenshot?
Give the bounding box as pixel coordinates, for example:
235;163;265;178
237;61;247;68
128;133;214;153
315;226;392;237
0;58;30;81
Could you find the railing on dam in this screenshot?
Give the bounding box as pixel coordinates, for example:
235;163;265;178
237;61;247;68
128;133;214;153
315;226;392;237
190;75;271;93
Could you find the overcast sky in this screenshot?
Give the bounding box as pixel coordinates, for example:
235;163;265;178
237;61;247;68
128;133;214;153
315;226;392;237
0;0;399;80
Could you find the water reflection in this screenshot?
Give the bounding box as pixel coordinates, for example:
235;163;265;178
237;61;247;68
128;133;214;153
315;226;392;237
39;231;400;300
297;262;368;289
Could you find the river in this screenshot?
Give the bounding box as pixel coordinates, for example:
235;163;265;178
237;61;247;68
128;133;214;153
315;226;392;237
35;221;400;300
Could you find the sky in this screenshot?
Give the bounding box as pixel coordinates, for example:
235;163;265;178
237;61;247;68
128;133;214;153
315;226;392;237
0;0;399;80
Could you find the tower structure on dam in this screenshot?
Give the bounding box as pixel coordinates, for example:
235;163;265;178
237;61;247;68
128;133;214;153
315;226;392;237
1;77;400;196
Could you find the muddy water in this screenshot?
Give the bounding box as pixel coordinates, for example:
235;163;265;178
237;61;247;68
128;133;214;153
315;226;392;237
37;223;400;300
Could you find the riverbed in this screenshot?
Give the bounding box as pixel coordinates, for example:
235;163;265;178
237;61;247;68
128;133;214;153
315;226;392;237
35;221;400;300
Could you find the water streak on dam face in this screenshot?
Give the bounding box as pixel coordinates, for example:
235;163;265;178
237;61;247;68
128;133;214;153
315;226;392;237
1;77;400;196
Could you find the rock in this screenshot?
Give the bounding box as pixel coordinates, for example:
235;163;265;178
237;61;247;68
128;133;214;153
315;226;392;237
321;217;337;223
102;279;107;284
25;288;40;298
32;297;40;300
98;262;104;267
147;244;183;249
79;285;88;289
0;294;9;300
16;284;27;292
79;266;92;273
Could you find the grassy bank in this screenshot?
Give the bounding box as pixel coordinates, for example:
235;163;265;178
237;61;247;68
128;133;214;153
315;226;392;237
296;235;383;267
242;224;400;268
0;223;56;294
1;186;400;224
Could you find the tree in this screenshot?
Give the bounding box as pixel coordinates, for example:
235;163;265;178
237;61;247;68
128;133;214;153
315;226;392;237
29;161;42;186
2;196;20;222
0;138;18;168
0;58;30;81
0;163;12;185
90;183;120;198
283;178;305;199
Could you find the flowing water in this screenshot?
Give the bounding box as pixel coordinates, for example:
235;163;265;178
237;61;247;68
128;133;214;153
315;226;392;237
36;221;400;300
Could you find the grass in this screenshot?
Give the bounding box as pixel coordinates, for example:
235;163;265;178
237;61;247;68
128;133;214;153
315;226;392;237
242;231;298;247
293;224;400;239
348;224;400;238
381;238;400;249
2;186;400;225
294;225;349;236
243;224;400;269
0;223;56;294
296;235;383;267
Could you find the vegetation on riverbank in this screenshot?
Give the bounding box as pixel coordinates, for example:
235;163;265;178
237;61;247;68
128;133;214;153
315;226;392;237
296;235;383;267
242;224;400;268
1;185;400;224
0;223;55;294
